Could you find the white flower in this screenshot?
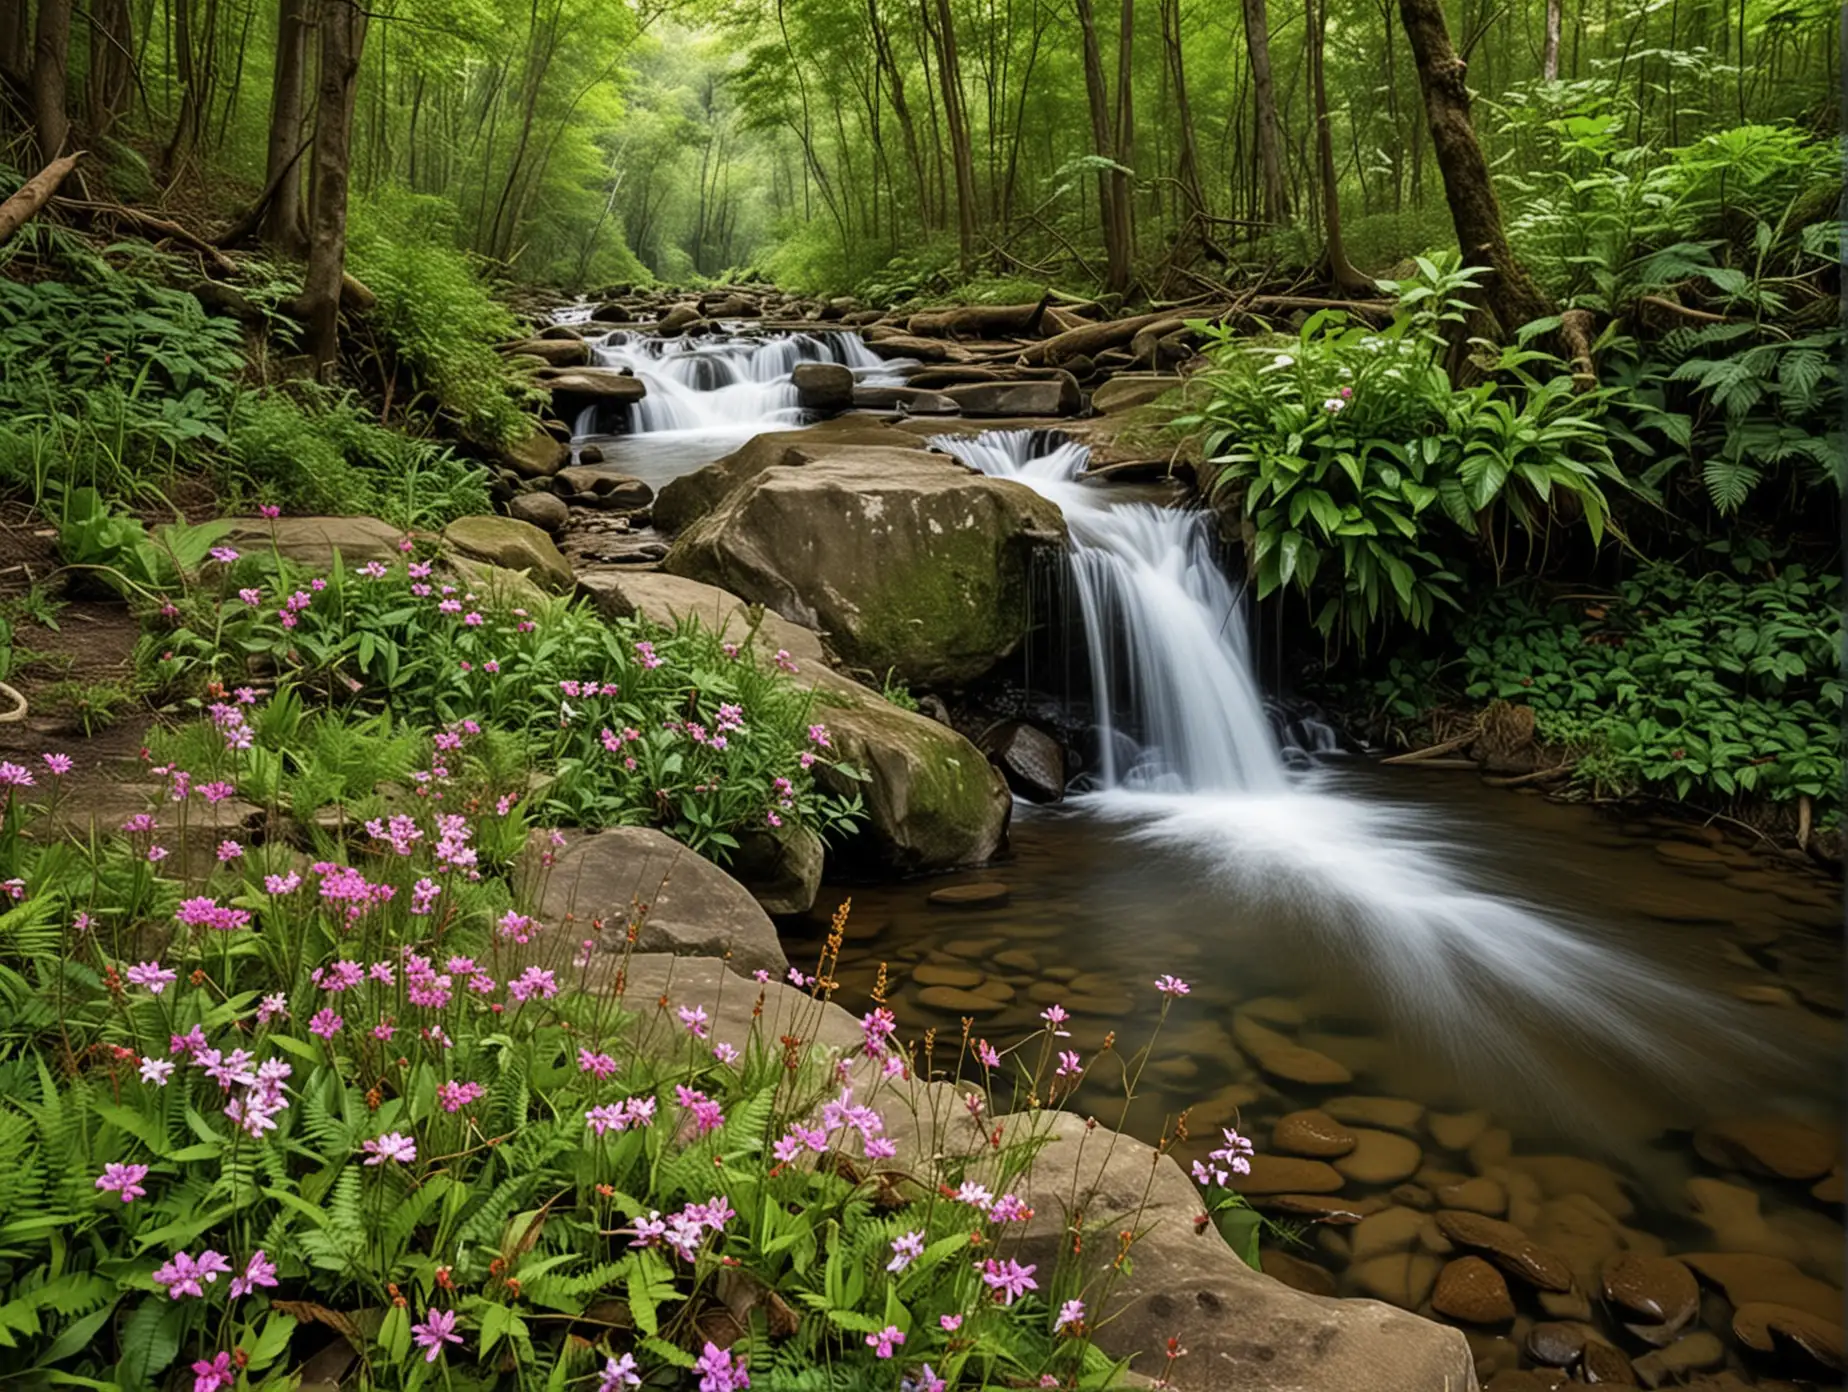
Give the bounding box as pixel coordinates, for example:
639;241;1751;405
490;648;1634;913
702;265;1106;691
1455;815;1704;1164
1322;397;1346;413
1271;353;1294;368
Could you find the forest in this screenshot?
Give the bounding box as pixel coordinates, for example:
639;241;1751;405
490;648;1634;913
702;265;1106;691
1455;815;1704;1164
0;0;1844;1388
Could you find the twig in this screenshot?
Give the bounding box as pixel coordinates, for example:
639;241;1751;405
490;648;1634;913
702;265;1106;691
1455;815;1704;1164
1379;730;1478;764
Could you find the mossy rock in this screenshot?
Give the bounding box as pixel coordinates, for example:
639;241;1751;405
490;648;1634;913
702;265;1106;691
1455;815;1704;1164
442;515;574;593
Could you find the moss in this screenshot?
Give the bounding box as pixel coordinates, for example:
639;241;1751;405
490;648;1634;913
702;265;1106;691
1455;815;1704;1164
850;513;1031;684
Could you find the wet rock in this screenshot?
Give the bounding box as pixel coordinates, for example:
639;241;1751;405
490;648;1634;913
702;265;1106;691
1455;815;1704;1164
557;468;654;510
941;937;1003;959
1734;1302;1845;1373
915;985;1007;1016
539;368;647;419
1602;1252;1698;1342
1393;1184;1436;1212
1348;1250;1442;1307
1429;1110;1492;1152
1653;841;1732;874
1336;1129;1425;1186
1090;373;1182;414
913;963;984;988
221;514;405;566
1685;1176;1807;1262
1252;1193;1376;1224
1351;1207;1427;1261
1732;983;1797;1005
1436;1178;1508;1217
852;384;960;412
443;515;574;592
1433;1256;1516;1324
942;379;1077;417
654;304;702;335
992;948;1038;971
1580;1341;1636;1383
1813;1167;1843;1204
1631;1332;1725;1388
1525;1321;1589;1366
500;428;570;478
1680;1251;1843;1320
1694;1117;1840;1181
1239;996;1307;1027
1326;1096;1426;1134
1486;1372;1566;1392
927;882;1011;909
501;336;589;367
791;361;854;413
969;977;1016;1003
509;491;570;534
1272;1110;1358;1159
980;721;1065;803
1504;1155;1634;1220
1236;1156;1346;1196
1417;1214;1456;1255
1470;1127;1516;1172
1537;1286;1593;1320
1435;1211;1573;1292
1259;1248;1338;1297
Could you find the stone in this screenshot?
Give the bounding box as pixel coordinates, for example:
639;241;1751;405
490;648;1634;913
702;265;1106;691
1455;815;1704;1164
1350;1207;1427;1261
941;380;1076;417
654;303;702;335
509;491;569;534
912;963;983;988
501;336;589;366
1680;1251;1842;1321
1631;1332;1725;1388
1814;1167;1844;1204
1272;1110;1358;1159
940;937;1003;959
1259;1248;1337;1297
574;444;605;465
500;428;570;478
520;827;785;976
992;949;1038;971
1694;1117;1839;1182
1433;1256;1516;1324
1239;996;1307;1027
1235;1156;1346;1196
858;331;958;362
969;977;1015;1002
981;721;1065;803
442;515;574;592
557;468;654;510
1435;1211;1573;1292
791;361;854;412
1601;1253;1698;1337
1325;1096;1426;1133
1429;1110;1492;1152
1525;1321;1590;1366
664;448;1066;687
927;882;1010;909
1436;1178;1507;1216
1349;1251;1443;1309
1252;1194;1376;1224
1732;1302;1845;1372
1090;373;1182;413
1470;1128;1515;1172
851;384;961;413
1502;1155;1634;1220
728;823;824;915
1579;1341;1636;1383
653;421;925;533
916;985;1008;1015
539;368;648;419
1335;1129;1425;1186
221;515;405;567
1537;1287;1592;1321
1684;1176;1807;1262
1654;840;1731;872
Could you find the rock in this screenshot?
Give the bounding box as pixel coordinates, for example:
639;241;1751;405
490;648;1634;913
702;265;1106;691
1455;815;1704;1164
941;380;1076;417
850;384;962;413
1435;1211;1573;1292
1436;1178;1508;1217
1433;1256;1516;1323
664;448;1065;687
500;428;570;478
1814;1167;1843;1204
729;823;824;916
970;976;1015;1002
655;304;702;335
912;963;984;988
1524;1321;1589;1366
1351;1207;1428;1261
508;492;570;534
1631;1332;1725;1388
1326;1096;1426;1133
442;515;574;592
980;721;1065;803
652;421;925;533
577;570;826;664
1429;1110;1493;1152
1233;1019;1355;1086
1694;1117;1839;1182
1254;1194;1377;1224
1273;1110;1358;1159
1579;1341;1635;1383
1733;1302;1845;1372
1260;1248;1338;1297
992;948;1038;971
221;515;406;567
1090;373;1182;414
1240;996;1307;1026
916;985;1008;1016
858;330;957;362
1502;1155;1634;1220
1237;1157;1346;1197
791;361;855;412
500;336;590;367
557;468;654;510
574;444;604;465
927;882;1010;908
1601;1253;1698;1338
1654;840;1730;873
1349;1252;1443;1309
540;368;647;420
1335;1129;1425;1186
1537;1286;1593;1321
520;827;786;976
1393;1183;1436;1213
1680;1251;1843;1321
1684;1176;1807;1261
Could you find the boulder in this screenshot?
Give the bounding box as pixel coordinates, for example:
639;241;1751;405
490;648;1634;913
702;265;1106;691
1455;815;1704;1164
589;302;632;323
221;515;406;567
730;824;824;916
655;303;703;335
859;330;956;362
499;429;569;479
851;384;961;413
539;369;647;420
521;827;786;976
980;721;1065;803
442;515;574;592
575;569;1011;873
941;379;1076;417
653;421;926;534
664;450;1066;687
536;325;586;341
791;361;854;412
1693;1117;1839;1182
509;492;570;534
500;336;590;367
1432;1257;1516;1324
1435;1211;1573;1292
1091;373;1183;413
1273;1110;1359;1159
557;468;653;511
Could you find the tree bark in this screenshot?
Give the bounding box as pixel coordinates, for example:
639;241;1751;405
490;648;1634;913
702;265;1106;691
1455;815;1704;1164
1241;0;1288;227
33;0;74;163
302;0;366;380
86;0;135;137
0;150;85;247
1309;0;1372;290
1542;0;1562;79
1160;0;1205;216
1;1;30;87
1074;0;1129;293
868;0;930;223
929;0;978;269
1110;0;1135;289
1397;0;1553;332
261;0;311;254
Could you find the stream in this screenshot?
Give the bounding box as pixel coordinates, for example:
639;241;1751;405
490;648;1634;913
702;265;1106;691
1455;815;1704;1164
571;322;1845;1383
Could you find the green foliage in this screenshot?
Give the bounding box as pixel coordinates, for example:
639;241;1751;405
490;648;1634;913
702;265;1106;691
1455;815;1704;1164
1177;257;1625;641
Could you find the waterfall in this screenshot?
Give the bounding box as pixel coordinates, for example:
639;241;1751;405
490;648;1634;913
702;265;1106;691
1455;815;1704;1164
590;329;900;435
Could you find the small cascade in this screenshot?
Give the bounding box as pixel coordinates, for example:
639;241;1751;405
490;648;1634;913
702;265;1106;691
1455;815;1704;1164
591;329;898;435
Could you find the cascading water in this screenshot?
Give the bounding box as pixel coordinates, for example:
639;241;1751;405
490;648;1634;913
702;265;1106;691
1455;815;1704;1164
936;429;1755;1098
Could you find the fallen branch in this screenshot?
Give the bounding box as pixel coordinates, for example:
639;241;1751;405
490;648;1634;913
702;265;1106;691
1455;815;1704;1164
1385;757;1481;771
0;680;26;724
0;151;87;249
1379;730;1478;764
212;134;313;248
1481;764;1572;788
52;196;239;277
1634;294;1743;326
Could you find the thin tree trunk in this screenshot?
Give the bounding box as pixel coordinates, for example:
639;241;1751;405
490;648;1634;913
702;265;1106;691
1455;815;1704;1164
1397;0;1552;332
303;0;365;379
1;1;31;87
87;0;136;137
1542;0;1561;78
1160;0;1205;216
261;0;310;252
1241;0;1288;226
33;0;75;162
868;0;929;223
1074;0;1127;292
1110;0;1135;286
929;0;978;268
1309;0;1369;289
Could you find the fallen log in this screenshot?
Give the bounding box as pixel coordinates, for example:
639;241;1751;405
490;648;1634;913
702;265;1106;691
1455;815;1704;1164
906;295;1052;339
0;151;86;248
1007;308;1213;366
52;195;238;277
1380;730;1478;765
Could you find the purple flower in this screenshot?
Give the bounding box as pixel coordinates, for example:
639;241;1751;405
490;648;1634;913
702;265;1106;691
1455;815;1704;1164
95;1162;149;1203
308;1008;342;1039
362;1132;416;1166
1153;973;1191;997
0;762;35;788
988;1193;1032;1223
1209;1126;1255;1177
438;1080;485;1112
42;753;73;776
258;504;281;519
866;1325;905;1358
228;1250;279;1298
1055;1298;1086;1333
139;1057;175;1086
125;961;177;995
979;1256;1038;1305
209;547;240;564
410;1308;463;1363
634;640;663;670
192;1352;235;1392
1055;1049;1082;1079
599;1354;642;1391
918;1367;946;1392
677;1004;710;1039
693;1341;749;1392
887;1230;924;1273
1040;1004;1070;1036
939;1315;963;1332
861;1007;897;1057
975;1039;1000;1070
153;1249;233;1299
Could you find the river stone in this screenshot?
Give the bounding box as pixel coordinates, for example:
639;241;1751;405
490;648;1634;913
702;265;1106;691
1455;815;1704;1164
501;335;589;367
927;882;1010;909
1236;1156;1345;1196
1240;995;1307;1027
941;379;1076;417
916;985;1007;1016
1090;373;1182;414
1734;1302;1846;1372
539;368;648;416
941;937;1003;959
1393;1183;1435;1211
791;361;854;412
1326;1096;1426;1133
1429;1110;1492;1152
969;977;1016;1003
1680;1251;1843;1320
518;826;785;976
1273;1110;1358;1159
1350;1252;1442;1309
222;515;406;567
1654;841;1731;873
557;468;653;510
653;422;928;532
1436;1211;1573;1292
1694;1117;1840;1181
1602;1253;1698;1336
980;721;1065;803
1814;1167;1844;1204
1686;1175;1808;1260
1259;1248;1338;1297
1630;1332;1725;1388
912;963;983;988
443;515;574;592
654;303;702;334
1336;1129;1425;1186
1255;1194;1378;1224
499;427;570;477
992;948;1038;971
1433;1256;1515;1324
1525;1321;1590;1366
1504;1155;1634;1221
664;447;1067;687
509;491;570;534
1437;1178;1509;1217
1579;1341;1636;1383
1351;1206;1427;1261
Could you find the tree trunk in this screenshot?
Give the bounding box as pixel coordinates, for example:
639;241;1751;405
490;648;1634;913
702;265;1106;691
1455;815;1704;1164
1;1;30;87
1109;0;1135;289
1241;0;1288;227
1309;0;1371;290
1542;0;1562;79
87;0;135;137
1074;0;1129;293
33;0;74;162
1160;0;1205;215
929;0;977;268
1397;0;1552;332
868;0;929;223
302;0;366;380
0;150;85;247
261;0;310;253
